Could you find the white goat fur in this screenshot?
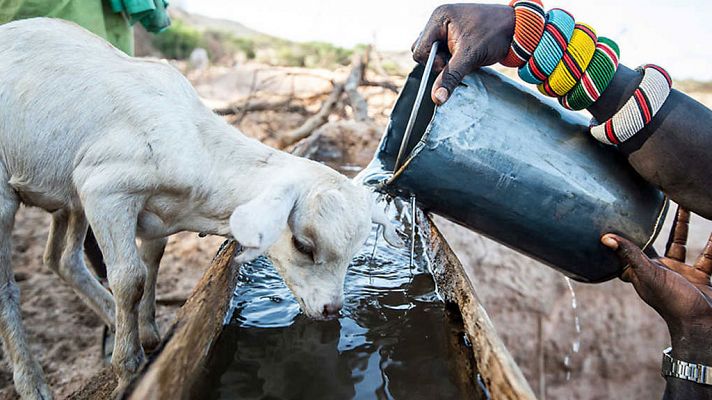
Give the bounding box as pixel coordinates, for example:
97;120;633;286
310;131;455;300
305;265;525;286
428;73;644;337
0;18;401;399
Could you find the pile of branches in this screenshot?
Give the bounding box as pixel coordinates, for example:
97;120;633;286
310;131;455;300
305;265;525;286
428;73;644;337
213;47;400;148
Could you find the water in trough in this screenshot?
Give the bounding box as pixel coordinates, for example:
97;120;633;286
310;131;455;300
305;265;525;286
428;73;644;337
196;207;484;400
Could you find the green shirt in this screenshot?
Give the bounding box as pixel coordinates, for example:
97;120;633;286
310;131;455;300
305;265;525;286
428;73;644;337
0;0;134;55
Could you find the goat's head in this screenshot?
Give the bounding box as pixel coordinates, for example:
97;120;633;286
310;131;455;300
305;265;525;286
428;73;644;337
229;172;402;320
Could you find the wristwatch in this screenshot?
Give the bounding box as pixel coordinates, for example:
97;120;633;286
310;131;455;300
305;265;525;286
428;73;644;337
662;347;712;385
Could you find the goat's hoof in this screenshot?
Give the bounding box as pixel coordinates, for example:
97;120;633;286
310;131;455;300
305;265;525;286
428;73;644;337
101;325;114;365
139;324;161;353
114;351;145;377
111;380;130;400
13;364;53;400
110;351;145;399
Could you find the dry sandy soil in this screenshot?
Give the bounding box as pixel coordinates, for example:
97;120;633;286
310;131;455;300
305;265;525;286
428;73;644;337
0;60;710;399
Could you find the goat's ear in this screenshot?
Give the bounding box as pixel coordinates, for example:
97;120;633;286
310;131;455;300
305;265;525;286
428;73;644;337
371;200;405;248
229;188;297;264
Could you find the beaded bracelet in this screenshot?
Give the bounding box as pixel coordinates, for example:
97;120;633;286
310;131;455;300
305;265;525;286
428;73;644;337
518;8;576;84
560;37;620;110
590;64;672;145
501;0;547;68
538;23;597;97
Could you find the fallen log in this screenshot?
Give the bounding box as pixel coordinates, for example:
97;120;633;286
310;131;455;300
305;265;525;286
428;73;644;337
425;216;537;400
127;241;239;400
71;217;534;399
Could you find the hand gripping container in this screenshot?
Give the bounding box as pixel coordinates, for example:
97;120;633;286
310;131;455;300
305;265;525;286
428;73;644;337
365;65;668;282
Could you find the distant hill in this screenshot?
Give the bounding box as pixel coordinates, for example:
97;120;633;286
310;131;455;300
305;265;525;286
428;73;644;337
168;8;269;39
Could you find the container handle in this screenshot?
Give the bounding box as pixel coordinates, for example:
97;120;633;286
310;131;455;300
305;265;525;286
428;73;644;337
393;41;439;172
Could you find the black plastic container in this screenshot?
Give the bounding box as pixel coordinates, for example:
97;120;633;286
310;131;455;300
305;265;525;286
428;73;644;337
365;66;668;282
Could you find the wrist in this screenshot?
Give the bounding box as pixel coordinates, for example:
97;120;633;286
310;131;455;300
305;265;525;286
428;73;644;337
587;64;642;123
498;0;539;67
669;322;712;365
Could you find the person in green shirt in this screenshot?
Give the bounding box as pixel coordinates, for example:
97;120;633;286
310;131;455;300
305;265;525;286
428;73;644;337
0;0;170;57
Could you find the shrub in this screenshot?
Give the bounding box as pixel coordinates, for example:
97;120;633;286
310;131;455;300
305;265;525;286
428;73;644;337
151;19;204;60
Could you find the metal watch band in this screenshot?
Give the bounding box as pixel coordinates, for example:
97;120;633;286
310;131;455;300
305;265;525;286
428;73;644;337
662;347;712;385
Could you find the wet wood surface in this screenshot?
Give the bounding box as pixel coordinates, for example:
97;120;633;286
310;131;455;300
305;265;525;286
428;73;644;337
425;216;537;400
128;241;238;400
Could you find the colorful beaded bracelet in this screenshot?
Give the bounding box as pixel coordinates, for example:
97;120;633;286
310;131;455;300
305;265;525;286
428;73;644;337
590;64;672;145
538;23;597;97
501;0;547;68
518;8;575;84
560;37;620;110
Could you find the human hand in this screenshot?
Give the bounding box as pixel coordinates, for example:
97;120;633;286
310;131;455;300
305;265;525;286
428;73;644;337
411;4;514;105
601;206;712;364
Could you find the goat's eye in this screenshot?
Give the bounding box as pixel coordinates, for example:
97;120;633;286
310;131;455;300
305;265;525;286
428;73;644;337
292;236;314;260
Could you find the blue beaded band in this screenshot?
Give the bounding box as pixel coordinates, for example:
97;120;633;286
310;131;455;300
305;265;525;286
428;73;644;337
518;8;575;84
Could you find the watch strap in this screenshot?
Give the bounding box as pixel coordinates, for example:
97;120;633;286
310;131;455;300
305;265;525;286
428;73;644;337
662;347;712;386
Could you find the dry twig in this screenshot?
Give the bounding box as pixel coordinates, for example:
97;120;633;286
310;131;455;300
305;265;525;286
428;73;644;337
280;82;345;147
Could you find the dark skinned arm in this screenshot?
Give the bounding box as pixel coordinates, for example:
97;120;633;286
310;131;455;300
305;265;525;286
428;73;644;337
589;66;712;220
602;208;712;400
412;4;712;219
413;4;712;398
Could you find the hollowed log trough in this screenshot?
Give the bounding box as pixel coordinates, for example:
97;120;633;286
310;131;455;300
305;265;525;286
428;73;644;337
75;217;536;400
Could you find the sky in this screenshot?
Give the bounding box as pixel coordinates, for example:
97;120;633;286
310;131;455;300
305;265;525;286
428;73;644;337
175;0;711;80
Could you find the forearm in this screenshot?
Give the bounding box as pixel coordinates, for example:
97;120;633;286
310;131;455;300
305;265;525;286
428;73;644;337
587;64;712;220
664;379;712;400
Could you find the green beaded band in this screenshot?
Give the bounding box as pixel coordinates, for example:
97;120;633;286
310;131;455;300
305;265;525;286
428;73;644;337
560;37;620;111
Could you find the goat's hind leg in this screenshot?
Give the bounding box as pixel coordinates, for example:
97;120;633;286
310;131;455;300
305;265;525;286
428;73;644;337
138;237;166;352
43;209;115;329
0;186;52;399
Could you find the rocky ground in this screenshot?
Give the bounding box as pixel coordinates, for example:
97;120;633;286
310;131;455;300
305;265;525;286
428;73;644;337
0;58;709;399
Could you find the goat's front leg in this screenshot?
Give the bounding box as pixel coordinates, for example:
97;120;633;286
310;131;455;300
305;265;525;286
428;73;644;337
82;193;145;393
138;237;167;352
0;186;52;399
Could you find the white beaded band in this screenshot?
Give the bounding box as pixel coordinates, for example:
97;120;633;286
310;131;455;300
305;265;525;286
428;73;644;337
590;64;672;145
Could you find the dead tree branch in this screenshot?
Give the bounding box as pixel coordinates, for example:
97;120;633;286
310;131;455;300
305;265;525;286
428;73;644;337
361;79;400;93
214;98;310;116
280;82;345;147
344;48;371;122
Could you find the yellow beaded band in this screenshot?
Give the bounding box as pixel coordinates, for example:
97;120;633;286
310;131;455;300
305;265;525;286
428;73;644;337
538;23;597;97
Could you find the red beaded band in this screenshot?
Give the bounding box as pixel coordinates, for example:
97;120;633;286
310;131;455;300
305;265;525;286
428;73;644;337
501;0;547;68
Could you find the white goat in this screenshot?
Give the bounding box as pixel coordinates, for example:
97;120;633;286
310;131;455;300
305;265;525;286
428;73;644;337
0;18;401;399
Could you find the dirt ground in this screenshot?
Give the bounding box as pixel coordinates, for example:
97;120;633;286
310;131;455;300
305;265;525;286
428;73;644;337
0;60;710;399
0;206;224;399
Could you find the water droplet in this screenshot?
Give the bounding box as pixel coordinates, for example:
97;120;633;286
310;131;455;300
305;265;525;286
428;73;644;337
563;277;582;381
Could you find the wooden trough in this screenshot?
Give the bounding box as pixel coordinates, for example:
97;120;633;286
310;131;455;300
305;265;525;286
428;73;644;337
76;217;535;400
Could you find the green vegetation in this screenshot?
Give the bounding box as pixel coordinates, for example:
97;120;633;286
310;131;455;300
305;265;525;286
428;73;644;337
150;19;204;60
203;30;256;61
381;60;405;76
268;40;354;68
